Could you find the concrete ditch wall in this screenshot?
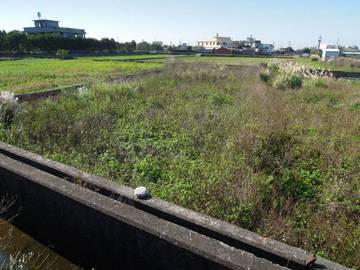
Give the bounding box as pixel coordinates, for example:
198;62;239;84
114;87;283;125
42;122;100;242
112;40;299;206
14;84;84;102
0;143;350;270
13;70;162;103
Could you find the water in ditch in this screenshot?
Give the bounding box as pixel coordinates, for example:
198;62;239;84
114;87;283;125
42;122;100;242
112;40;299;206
0;218;80;270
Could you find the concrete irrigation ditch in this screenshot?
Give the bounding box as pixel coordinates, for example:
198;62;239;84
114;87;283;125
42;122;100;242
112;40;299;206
0;143;351;270
14;69;163;103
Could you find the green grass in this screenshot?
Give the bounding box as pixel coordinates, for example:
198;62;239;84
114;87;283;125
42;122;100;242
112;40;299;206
0;55;164;94
2;62;359;268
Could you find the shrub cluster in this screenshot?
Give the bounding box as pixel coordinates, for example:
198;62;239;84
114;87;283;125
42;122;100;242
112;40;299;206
310;54;321;62
260;61;333;90
56;49;72;60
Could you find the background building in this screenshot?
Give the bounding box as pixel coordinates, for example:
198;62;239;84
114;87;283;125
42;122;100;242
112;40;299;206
238;36;261;50
197;34;233;50
341;47;360;59
319;44;340;60
259;43;274;55
197;34;273;55
152;41;164;47
24;14;86;38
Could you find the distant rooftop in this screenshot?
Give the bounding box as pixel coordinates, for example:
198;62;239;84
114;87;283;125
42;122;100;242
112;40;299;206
24;14;86;39
319;44;340;52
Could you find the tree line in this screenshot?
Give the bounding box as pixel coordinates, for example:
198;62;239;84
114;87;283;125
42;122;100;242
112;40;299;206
0;30;139;53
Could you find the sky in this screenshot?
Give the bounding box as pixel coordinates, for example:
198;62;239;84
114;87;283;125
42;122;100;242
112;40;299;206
1;0;359;49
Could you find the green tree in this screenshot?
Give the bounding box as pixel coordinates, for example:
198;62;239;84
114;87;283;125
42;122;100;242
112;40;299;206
0;30;6;51
137;41;152;51
5;31;28;52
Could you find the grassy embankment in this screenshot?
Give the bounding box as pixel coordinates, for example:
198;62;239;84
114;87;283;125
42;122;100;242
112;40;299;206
180;55;360;73
179;55;284;65
0;55;165;94
296;57;360;73
1;60;359;268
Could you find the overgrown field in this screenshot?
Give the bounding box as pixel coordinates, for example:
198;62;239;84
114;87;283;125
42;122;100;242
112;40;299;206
179;56;282;65
297;57;360;73
0;55;165;94
2;54;358;95
180;55;360;73
1;61;360;268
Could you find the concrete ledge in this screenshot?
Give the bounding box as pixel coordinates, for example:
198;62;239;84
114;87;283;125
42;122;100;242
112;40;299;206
0;143;351;270
13;70;162;103
14;84;84;102
0;153;287;270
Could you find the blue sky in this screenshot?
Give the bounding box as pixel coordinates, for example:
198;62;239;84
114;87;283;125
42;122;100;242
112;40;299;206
1;0;359;48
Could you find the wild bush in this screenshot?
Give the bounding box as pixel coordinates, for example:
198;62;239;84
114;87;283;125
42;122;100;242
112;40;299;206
303;92;340;106
265;61;333;90
0;91;18;128
208;93;233;106
134;157;163;183
273;72;303;90
312;79;328;88
310;54;321;62
56;49;72;60
350;102;360;111
277;169;323;201
259;71;270;82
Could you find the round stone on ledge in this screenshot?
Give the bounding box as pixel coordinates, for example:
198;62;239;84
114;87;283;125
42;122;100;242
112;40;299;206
134;186;149;199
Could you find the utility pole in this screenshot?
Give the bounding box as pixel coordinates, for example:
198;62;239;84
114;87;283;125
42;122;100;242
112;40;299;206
318;36;322;51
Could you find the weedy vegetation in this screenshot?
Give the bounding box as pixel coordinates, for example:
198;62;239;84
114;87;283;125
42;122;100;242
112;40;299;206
0;58;359;268
55;49;72;60
297;56;360;73
0;92;18;129
260;61;334;90
332;57;360;69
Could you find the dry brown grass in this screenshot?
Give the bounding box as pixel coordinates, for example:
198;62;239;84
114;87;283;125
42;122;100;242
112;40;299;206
332;57;360;68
